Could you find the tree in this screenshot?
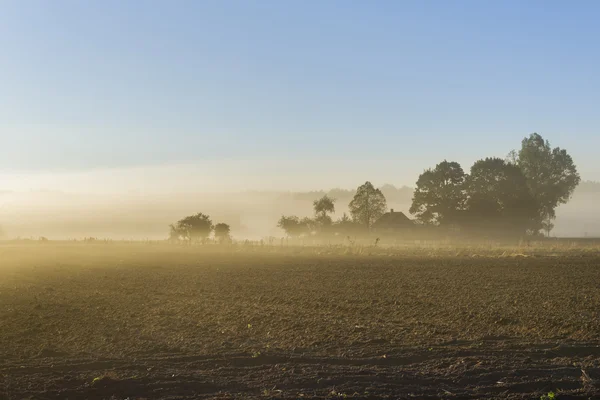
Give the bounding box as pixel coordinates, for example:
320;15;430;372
313;195;335;218
514;133;580;226
214;223;231;242
333;212;360;236
348;181;387;229
541;216;555;237
409;160;467;225
168;223;185;242
380;184;413;204
300;217;317;234
172;213;213;242
313;195;336;228
277;215;311;237
464;158;538;237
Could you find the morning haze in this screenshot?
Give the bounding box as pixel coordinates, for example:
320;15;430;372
1;2;600;241
3;1;600;399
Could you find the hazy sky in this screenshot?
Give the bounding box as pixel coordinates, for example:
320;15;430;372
1;0;599;192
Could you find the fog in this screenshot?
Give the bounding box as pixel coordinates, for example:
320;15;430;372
1;182;599;240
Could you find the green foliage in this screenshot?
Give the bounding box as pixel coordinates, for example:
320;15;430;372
540;391;556;400
410;160;466;225
516;133;580;225
349;181;387;229
410;134;580;238
464;157;538;236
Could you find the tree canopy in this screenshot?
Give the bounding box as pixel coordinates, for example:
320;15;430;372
464;158;538;236
514;133;580;223
313;195;336;228
349;181;387;229
409;161;466;225
408;134;580;237
277;215;311;237
171;213;213;242
214;223;231;242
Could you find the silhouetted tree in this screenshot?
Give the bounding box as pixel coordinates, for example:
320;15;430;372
313;195;335;217
301;217;318;235
349;181;387;229
410;161;467;225
172;213;213;242
541;216;555;237
313;195;336;229
214;223;231;242
327;188;355;202
465;158;538;237
278;215;310;237
168;223;185;242
333;212;360;235
512;133;580;230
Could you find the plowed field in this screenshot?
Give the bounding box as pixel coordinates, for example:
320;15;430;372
1;245;600;399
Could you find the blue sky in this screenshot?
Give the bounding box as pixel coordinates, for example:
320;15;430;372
1;0;599;191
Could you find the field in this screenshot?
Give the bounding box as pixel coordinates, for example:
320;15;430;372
1;244;600;399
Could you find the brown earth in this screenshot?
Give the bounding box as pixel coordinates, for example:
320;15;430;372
1;244;600;399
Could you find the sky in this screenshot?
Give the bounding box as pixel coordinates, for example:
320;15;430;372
1;0;599;193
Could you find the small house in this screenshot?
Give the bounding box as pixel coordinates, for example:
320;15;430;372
372;209;415;235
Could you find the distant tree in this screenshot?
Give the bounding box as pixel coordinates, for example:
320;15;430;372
277;215;310;237
349;181;387;229
333;212;360;235
313;195;335;217
576;180;600;194
314;213;333;228
168;223;185;242
379;184;414;204
541;216;555;238
327;188;355;202
313;195;336;229
172;213;213;242
301;217;317;234
465;158;538;236
214;223;231;243
409;161;467;225
513;133;581;229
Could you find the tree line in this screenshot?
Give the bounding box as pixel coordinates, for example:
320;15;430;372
170;133;580;241
169;213;232;243
410;133;580;237
275;133;580;239
277;181;389;237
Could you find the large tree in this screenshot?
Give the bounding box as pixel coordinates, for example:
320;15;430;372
348;181;387;229
465;158;538;236
409;160;467;225
514;133;580;225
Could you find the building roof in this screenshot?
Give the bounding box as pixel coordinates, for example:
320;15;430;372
372;209;414;229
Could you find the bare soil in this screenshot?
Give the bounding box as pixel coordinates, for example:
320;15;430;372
1;244;600;399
